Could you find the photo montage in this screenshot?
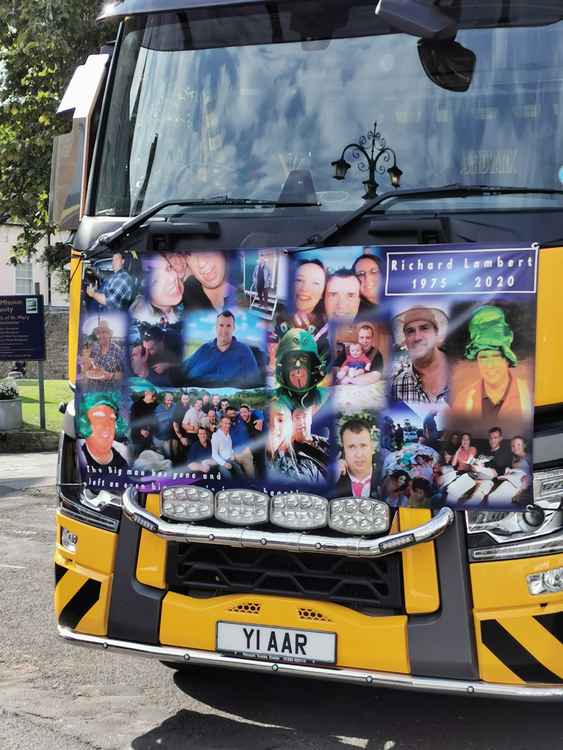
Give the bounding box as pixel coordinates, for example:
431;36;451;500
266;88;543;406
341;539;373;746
381;244;537;510
75;243;539;512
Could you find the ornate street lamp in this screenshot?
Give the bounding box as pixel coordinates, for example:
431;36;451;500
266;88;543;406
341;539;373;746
331;122;403;200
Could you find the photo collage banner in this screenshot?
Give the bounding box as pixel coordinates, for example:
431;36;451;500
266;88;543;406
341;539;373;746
76;243;538;511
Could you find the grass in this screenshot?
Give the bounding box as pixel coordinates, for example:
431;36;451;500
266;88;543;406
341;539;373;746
15;379;72;433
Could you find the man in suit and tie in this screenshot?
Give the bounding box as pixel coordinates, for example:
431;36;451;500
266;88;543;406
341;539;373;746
335;418;378;498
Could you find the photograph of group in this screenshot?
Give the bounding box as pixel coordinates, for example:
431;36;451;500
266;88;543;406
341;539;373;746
75;241;538;511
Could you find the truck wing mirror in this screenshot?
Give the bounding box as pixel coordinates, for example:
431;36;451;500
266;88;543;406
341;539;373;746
49;53;109;231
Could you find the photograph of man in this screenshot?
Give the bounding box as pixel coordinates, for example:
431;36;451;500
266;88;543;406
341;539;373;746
184;310;262;388
78;392;129;472
251;251;273;308
483;426;513;477
227;403;263;478
352;253;383;311
391;306;449;404
170;391;191;463
217;398;230;421
181;396;207;437
274;328;328;411
336;323;385;386
211;415;245;480
153;392;176;458
129;385;158;456
290;408;328;476
266;402;327;484
451;306;532;429
324;269;362;321
335;418;378;498
81;319;124;387
205;409;218;433
183;251;233;312
186;426;215;473
86;252;136;311
130;326;183;386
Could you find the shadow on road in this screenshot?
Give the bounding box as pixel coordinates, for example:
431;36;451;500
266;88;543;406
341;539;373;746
130;665;563;750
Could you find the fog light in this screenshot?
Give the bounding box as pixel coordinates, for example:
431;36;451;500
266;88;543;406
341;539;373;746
161;485;214;522
528;566;563;595
61;527;78;552
329;497;390;535
270;493;328;530
215;490;268;525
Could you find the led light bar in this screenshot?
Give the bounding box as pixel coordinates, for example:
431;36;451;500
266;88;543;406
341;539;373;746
270;493;328;530
215;490;269;526
161;485;214;522
329;497;390;536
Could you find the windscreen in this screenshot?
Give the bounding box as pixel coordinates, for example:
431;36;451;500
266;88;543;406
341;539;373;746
94;4;563;215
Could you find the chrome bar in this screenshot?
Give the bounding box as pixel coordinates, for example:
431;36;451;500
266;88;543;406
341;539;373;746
58;626;563;701
122;487;454;558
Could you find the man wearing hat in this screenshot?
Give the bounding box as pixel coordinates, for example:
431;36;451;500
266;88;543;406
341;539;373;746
391;306;449;403
452;305;531;425
86;319;123;385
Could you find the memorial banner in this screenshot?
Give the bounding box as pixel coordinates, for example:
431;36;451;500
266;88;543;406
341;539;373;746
75;243;538;511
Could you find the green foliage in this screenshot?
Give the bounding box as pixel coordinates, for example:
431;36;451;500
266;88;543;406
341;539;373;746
0;0;107;265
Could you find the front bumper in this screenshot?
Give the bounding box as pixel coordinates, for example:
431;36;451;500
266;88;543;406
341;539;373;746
58;625;563;701
123;486;454;558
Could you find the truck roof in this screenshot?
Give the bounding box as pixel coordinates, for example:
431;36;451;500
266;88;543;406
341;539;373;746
98;0;563;29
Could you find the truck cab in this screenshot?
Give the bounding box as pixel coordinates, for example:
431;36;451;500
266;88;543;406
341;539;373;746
53;0;563;699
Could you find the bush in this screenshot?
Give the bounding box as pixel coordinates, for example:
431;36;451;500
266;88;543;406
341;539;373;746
0;379;19;400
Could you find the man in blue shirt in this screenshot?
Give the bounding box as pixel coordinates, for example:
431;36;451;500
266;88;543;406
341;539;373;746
184;311;262;387
153;392;176;458
227;405;258;478
86;252;136;311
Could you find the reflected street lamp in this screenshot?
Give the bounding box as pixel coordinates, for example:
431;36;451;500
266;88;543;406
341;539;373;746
331;122;403;200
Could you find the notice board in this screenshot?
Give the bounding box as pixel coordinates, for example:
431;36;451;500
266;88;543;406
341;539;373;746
0;295;46;361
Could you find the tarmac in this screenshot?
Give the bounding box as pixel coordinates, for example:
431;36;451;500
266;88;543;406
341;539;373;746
0;451;57;496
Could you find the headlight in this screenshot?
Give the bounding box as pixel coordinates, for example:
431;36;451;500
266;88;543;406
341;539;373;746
215;490;269;525
466;468;563;561
270;493;328;530
528;566;563;596
329;497;390;536
161;485;214;521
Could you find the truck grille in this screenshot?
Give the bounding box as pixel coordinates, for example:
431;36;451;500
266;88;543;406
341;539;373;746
166;543;403;612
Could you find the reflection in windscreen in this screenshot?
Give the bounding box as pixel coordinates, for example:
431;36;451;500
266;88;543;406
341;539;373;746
95;15;563;216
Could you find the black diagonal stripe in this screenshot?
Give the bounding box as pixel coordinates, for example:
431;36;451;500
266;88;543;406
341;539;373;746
55;564;68;586
59;579;101;629
534;613;563;646
481;619;562;684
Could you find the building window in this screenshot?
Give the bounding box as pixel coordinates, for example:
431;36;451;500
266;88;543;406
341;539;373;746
15;262;33;294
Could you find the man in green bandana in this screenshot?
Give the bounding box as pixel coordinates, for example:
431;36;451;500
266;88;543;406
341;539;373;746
452;306;532;431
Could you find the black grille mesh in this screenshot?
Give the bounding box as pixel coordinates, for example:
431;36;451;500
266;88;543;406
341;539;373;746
166;543;403;611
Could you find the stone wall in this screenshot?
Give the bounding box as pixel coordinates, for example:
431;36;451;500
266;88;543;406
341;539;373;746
0;307;69;380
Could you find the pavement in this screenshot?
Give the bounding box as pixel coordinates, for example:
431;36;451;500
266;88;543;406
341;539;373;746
0;451;57;496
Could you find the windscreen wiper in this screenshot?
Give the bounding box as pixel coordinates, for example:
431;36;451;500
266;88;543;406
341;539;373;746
303;184;563;248
87;196;320;257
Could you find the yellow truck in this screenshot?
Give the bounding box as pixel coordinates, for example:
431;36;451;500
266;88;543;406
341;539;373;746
52;0;563;699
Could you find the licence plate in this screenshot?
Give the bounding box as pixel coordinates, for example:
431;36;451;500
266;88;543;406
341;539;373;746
217;621;336;665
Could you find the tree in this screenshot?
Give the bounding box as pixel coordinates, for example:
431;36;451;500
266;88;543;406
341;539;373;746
0;0;107;266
